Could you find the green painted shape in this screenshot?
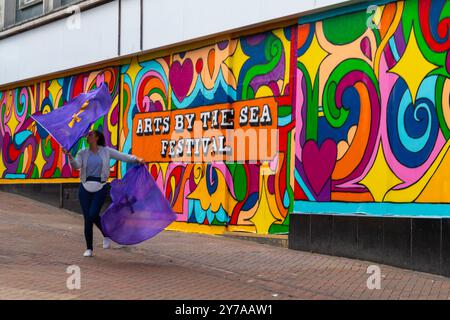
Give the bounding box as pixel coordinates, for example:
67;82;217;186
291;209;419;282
149;88;168;107
32;166;39;178
17;153;23;173
297;62;319;140
211;216;227;226
278;105;292;117
54;168;61;178
323;59;379;128
246;86;255;100
269;223;289;235
233;164;247;201
226;163;237;175
242;34;283;100
322;11;369;45
43;139;53;157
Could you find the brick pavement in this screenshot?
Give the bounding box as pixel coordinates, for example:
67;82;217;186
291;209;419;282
0;191;450;300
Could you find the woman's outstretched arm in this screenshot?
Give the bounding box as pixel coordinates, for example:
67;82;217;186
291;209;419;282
106;147;145;164
64;149;82;169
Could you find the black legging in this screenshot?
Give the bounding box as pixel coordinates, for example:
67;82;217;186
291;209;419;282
78;183;107;250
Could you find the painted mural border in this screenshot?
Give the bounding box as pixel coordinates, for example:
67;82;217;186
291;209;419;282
294;201;450;218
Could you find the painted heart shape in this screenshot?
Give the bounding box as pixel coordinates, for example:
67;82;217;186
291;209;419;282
302;139;337;195
169;59;194;102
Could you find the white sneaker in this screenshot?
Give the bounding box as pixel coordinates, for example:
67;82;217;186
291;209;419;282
103;237;111;249
83;249;93;257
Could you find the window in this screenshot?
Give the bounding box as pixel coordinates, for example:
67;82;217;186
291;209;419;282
16;0;43;24
19;0;43;10
61;0;84;6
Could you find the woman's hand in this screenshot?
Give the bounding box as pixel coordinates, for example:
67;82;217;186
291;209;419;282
136;157;146;165
63;149;73;160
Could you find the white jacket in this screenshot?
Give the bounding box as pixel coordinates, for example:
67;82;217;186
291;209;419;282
69;146;137;183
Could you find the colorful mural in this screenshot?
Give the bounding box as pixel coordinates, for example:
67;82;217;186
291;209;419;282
0;24;295;234
0;68;120;181
121;27;295;234
294;0;450;216
3;0;447;233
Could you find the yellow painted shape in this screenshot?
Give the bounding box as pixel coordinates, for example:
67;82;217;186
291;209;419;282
7;110;19;135
389;27;437;104
47;80;62;104
262;170;285;222
159;162;169;182
220;39;237;90
0;148;6;176
298;32;328;85
34;140;47;177
373;5;383;26
255;85;275;98
188;166;237;214
416;147;450;202
118;74;125;179
385;139;450;202
108;95;119;146
360;143;403;202
166;221;225;235
225;40;249;85
248;175;279;234
169;174;177;204
227;225;257;233
125;57;143;87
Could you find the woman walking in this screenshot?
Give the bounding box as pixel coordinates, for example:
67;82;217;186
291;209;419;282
65;130;145;257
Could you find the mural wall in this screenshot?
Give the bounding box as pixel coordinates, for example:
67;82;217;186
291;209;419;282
294;0;450;216
1;0;448;234
121;28;295;234
0;27;295;234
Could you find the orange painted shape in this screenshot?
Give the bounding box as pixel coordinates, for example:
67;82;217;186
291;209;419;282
297;24;311;50
331;191;375;202
208;49;216;78
379;3;397;40
332;82;371;181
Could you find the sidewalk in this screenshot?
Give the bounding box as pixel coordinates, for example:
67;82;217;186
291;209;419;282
0;191;450;300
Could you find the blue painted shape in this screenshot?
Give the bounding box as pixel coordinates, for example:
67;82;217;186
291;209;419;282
5;173;26;179
14;131;32;145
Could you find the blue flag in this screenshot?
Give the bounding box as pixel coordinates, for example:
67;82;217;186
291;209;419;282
31;83;112;150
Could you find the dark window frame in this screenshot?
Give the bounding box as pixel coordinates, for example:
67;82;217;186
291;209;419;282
18;0;43;10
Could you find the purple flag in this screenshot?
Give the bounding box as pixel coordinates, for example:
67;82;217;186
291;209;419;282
101;165;177;245
31;83;112;150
